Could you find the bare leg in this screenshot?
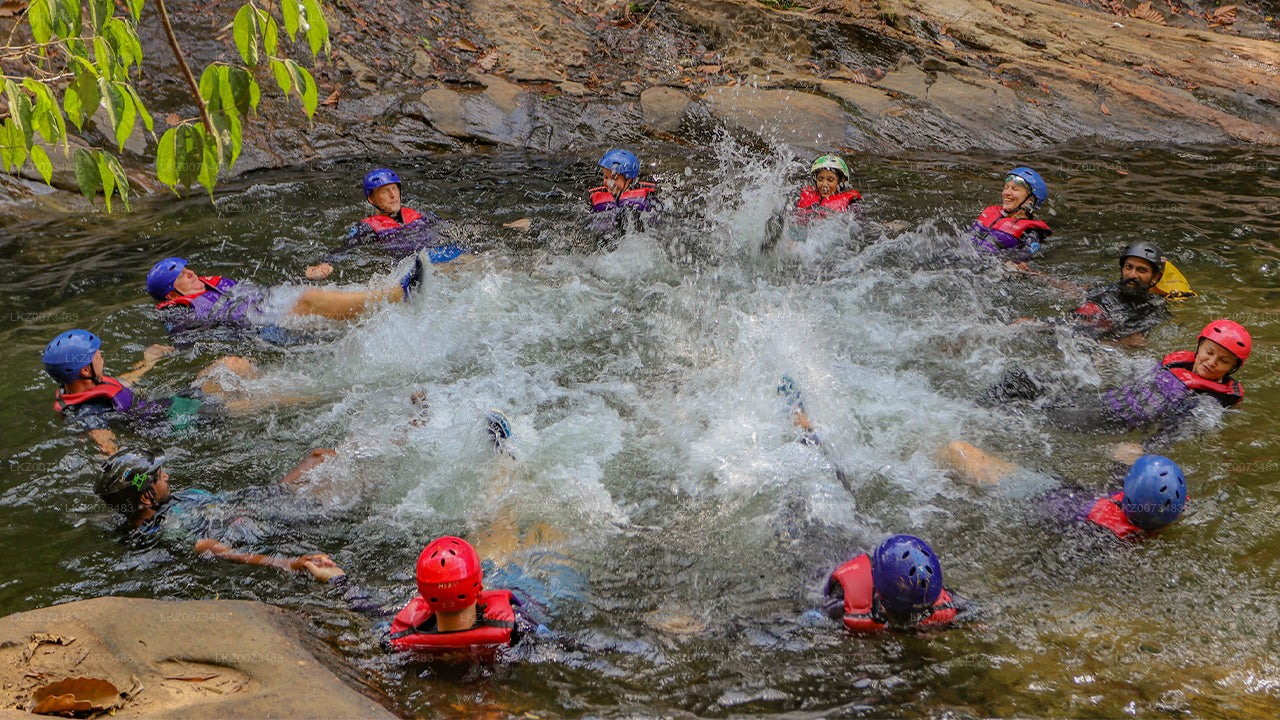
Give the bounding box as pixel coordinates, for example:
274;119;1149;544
289;286;402;321
197;355;259;399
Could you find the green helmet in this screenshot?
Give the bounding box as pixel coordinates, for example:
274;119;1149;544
96;448;165;516
811;155;850;181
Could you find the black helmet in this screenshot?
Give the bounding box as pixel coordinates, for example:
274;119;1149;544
96;448;165;516
1119;242;1164;277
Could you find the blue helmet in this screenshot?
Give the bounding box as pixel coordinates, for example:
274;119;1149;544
43;329;101;384
1121;455;1187;531
146;257;187;300
1005;167;1048;210
872;534;943;617
363;169;401;197
598;149;640;180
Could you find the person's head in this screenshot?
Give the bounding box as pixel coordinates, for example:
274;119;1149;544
1121;454;1187;532
362;169;402;216
598;149;640;195
1194;319;1251;381
95;448;170;523
810;155;850;199
1001;167;1047;216
43;330;103;385
416;536;483;614
146;257;207;301
1118;242;1165;299
872;534;943;624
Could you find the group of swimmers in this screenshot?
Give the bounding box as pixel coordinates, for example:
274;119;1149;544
35;149;1256;657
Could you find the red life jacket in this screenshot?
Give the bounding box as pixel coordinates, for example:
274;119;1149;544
154;276;231;310
796;187;861;213
53;376;133;414
388;589;516;660
972;205;1052;250
363;207;425;233
589;183;656;212
828;554;957;634
1086;492;1145;539
1161;351;1243;407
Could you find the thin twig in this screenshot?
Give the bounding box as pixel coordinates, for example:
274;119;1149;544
155;0;216;136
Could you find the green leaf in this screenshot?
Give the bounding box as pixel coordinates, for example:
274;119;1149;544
88;0;111;33
0;120;24;172
211;110;241;169
93;36;114;83
281;0;300;41
197;131;219;198
97;150;115;210
97;76;126;148
124;0;142;23
105;152;130;209
64;70;100;130
261;12;279;57
199;64;226;115
54;0;82;39
233;4;260;68
155;126;179;189
28;0;53;44
122;84;153;135
271;58;292;96
226;67;258;117
30;145;53;185
177;125;203;188
4;80;30;147
106;19;143;74
286;61;318;119
113;84;137;151
301;0;329;56
72;147;100;202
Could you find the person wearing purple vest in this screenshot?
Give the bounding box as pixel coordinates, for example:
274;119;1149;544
145;254;425;330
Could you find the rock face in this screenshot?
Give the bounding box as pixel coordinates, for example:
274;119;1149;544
9;0;1280;187
0;597;394;719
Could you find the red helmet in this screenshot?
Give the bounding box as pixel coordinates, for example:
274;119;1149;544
416;536;483;613
1198;319;1251;366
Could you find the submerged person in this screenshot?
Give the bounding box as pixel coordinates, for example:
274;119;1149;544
968;166;1052;259
588;149;660;241
823;534;970;633
306;169;467;281
1085;454;1187;539
146;253;424;331
94;447;343;582
1071;242;1173;345
385;535;538;661
794;155;861;220
42;329;253;455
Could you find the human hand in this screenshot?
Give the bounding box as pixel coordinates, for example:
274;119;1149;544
302;558;346;582
305;263;333;281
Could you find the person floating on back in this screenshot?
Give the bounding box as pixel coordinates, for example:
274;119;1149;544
969;167;1052;258
1087;454;1188;539
146;254;424;331
305;169;467;281
388;536;527;661
824;534;968;633
94;447;343;582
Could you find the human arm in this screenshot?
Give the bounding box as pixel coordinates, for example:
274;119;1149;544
193;539;344;581
116;344;175;385
279;447;337;487
88;428;119;456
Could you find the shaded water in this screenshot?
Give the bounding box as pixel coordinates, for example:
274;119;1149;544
2;143;1279;718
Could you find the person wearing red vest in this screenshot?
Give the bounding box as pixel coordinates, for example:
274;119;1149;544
587;149;660;243
969;167;1052;258
147;254;424;331
794;155;862;221
1086;455;1187;539
388;536;524;661
306;169;465;281
43;329;256;455
823;535;966;634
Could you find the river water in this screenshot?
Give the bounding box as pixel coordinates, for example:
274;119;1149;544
1;142;1278;718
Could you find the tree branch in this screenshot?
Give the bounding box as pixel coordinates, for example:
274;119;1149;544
154;0;216;136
